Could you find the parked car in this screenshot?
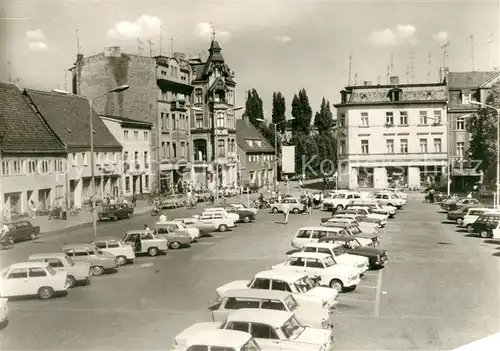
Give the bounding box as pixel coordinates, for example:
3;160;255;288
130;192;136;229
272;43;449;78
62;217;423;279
28;253;91;288
123;230;168;256
347;201;396;218
173;218;217;236
322;192;362;211
331;209;384;227
194;212;235;232
155;224;192;249
462;208;497;233
93;237;136;266
343;206;388;225
322;216;379;234
447;204;484;225
272;252;360;292
97;204;133;221
156;221;200;241
61;243;117;276
200;208;240;223
211;289;333;329
223;207;255;223
445;198;481;212
0;262;68;300
2;220;40;242
471;213;500;238
227;203;258;216
372;192;406;209
318;236;388;269
322;222;379;247
174;309;334;351
216;270;339;310
174;329;262;351
291;226;349;249
382;188;408;200
0;298;7;326
271;197;306;214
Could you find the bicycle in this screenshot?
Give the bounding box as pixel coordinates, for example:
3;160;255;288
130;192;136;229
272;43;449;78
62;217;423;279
69;207;82;216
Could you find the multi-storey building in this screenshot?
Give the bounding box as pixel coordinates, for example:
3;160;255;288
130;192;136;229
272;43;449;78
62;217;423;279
0;83;67;221
446;70;500;190
189;39;239;188
24;89;123;206
236;117;275;187
101;115;153;198
334;76;448;189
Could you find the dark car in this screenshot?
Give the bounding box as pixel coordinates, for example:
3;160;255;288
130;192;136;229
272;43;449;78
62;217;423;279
243;183;260;193
223;207;255;223
98;204;134;221
318;236;388;269
2;220;40;243
446;198;481;212
447;204;483;224
471;213;500;238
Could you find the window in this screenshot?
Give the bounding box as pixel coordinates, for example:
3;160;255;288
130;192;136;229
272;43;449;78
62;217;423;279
7;268;28;279
46;258;64;268
434;138;442;153
39;160;50;173
251;323;279;340
104;152;109;164
386;139;394;153
400;139;408;153
133;131;138;140
82;153;87;165
289;257;305;267
457;117;465;130
462;92;471;104
339;140;346;155
217;139;225;157
251;278;270;289
28;160;36;174
172;143;177;158
261;299;286;310
143;131;149;141
123;151;129;170
270;281;290;292
134;151;139;167
55;185;64;198
29;267;47;277
125;176;130;191
385;112;394;125
1;161;8;175
216;112;225;128
124;130;129;140
339;113;346;127
143;151;149;168
419;111;428;124
400;111;408;125
419;138;428;153
72;153;77;166
225;321;249;333
433;110;442;124
306;259;323;268
73;249;89;257
12;161;21;175
361;112;369;126
361;140;369;154
195;89;203;104
112;153;117;164
195;113;203;128
145;175;149;189
457;142;465;157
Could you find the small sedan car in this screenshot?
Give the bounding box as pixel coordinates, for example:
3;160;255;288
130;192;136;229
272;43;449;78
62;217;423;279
271;197;306;214
319;236;388;269
0;298;7;326
227;203;258;216
98;204;133;221
173;218;216;236
61;243;118;276
177;330;261;351
28;253;91;288
0;262;68;300
123;230;168;256
93;237;136;266
155;225;193;249
223;206;255;223
2;220;40;242
156;221;200;241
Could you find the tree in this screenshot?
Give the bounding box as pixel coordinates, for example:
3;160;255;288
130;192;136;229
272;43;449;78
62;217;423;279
272;92;286;133
291;89;313;136
314;98;334;133
467;81;500;184
244;89;264;127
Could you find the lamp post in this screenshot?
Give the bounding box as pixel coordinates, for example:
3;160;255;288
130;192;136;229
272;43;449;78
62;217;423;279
52;85;130;238
255;117;295;192
471;101;500;207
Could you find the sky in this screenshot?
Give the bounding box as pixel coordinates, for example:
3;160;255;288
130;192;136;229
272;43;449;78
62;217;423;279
1;0;499;119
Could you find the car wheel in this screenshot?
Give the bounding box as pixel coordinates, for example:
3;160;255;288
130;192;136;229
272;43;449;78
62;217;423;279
91;266;105;276
30;233;37;240
66;275;76;288
480;230;492;239
292;208;299;214
219;224;228;232
336;205;343;210
169;241;181;249
272;207;278;213
116;256;128;266
466;224;473;233
38;286;55;300
147;246;159;256
243;216;250;223
456;218;463;225
329;279;343;292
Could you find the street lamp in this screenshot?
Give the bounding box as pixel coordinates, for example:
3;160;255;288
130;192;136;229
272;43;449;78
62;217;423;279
255;117;295;192
52;85;130;238
470;101;500;207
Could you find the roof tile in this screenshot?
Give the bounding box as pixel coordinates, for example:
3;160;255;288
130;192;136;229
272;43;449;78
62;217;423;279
447;71;500;89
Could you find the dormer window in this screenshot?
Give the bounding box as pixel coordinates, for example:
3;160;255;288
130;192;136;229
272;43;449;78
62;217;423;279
462;91;471;104
255;140;262;147
389;88;402;102
245;139;254;147
340;90;351;104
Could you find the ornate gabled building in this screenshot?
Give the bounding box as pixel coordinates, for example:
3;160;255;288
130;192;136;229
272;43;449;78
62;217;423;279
189;39;238;188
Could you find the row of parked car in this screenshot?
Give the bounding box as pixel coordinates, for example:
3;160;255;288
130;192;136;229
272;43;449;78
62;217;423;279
441;197;500;238
167;193;407;350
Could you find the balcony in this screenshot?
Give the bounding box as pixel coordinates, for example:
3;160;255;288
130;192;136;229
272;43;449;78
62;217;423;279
157;77;194;96
171;99;188;112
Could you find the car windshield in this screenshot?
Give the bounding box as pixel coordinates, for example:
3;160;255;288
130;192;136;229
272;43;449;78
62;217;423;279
65;256;75;267
46;266;57;275
284;295;298;311
294;277;314;293
323;256;336;267
281;316;305;340
348;240;361;248
333;246;347;256
333;194;345;199
350;226;362;234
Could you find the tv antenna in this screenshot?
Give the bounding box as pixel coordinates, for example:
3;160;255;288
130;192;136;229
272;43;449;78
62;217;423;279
386;66;390;84
76;29;81;55
426;54;432;82
377;75;381;85
470;34;475;71
170;37;174;56
441;40;450;68
147;40;154;57
137;39;145;54
7;61;20;84
408;51;416;83
405;65;410;83
159;25;163;56
486;33;495;70
390;52;394;75
348;55;352;85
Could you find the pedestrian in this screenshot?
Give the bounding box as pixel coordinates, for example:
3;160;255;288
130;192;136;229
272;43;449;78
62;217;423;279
134;234;142;253
282;201;290;224
159;212;167;223
299;178;303;189
307;195;313;214
132;196;137;207
30;200;36;219
144;224;150;231
467;192;472;199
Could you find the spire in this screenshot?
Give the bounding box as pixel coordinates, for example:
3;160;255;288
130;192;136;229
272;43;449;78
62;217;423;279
211;23;216;41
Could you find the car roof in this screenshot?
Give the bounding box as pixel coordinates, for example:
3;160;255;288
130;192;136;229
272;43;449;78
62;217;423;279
289;252;331;259
29;252;68;259
303;242;342;249
94;236;121;242
254;270;306;281
8;261;48;269
125;229;149;234
227;309;293;327
61;243;96;250
319;236;356;242
222;289;290;300
185;329;252;348
298;226;342;231
325;222;357;228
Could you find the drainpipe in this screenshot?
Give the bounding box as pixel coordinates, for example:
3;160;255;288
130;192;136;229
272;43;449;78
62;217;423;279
0;136;4;223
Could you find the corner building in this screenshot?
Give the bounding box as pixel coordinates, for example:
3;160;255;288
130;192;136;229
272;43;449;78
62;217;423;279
334;76;448;189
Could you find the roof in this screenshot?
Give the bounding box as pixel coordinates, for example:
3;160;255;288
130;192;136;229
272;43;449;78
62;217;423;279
254;270;306;281
8;262;48;269
236;119;275;153
221;289;291;300
61;243;96;250
191;40;235;85
447;71;500;89
28;253;68;259
289;252;332;259
93;236;121;242
298;226;343;231
304;242;342;249
100;115;152;129
228;309;293;326
24;89;122;150
0;83;65;153
185;330;252;348
319;236;357;242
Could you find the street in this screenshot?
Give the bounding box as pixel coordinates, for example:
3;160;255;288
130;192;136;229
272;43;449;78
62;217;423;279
0;199;499;350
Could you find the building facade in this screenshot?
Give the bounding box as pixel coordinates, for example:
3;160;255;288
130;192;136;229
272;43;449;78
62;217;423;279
236;118;275;187
189;39;239;188
0;83;67;221
446;70;500;190
24;89;123;207
334;76;448;189
101;115;153;198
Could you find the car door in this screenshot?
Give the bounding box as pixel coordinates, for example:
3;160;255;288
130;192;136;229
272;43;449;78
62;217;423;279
124;233;138;246
17;222;31;240
2;267;29;296
72;248;90;263
200;213;214;224
45;257;65;274
287;256;306;274
250;278;271;290
28;266;49;291
250;322;282;350
304;258;324;277
270;279;293;293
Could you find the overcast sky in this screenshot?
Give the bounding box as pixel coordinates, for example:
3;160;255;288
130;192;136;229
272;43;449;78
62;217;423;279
1;0;499;118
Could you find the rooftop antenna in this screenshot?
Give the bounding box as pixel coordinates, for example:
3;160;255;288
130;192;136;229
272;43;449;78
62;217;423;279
386;66;390;84
159;25;163;56
353;72;358;85
409;51;416;83
170;37;173;56
440;40;450;81
377;75;381;85
64;69;67;91
486;33;494;69
137;39;144;54
76;29;81;55
7;61;20;85
348;55;352;85
211;23;216;41
148;40;154;57
390;52;394;75
405;65;410;83
426;54;432;82
470;34;475;71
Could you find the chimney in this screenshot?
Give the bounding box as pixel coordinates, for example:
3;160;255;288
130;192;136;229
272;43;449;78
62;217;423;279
390;76;399;85
173;52;186;61
76;54;84;62
363;81;372;86
104;46;122;57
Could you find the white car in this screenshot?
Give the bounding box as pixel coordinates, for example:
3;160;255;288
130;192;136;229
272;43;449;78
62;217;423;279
173;329;262;351
194;212;235;232
0;298;7;326
372;192;406;209
273;252;360;292
156;221;200;240
347;206;388;224
93;236;136;265
228;203;258;216
216;270;339;310
174;309;334;351
323;192;362;211
383;188;408;200
297;242;369;276
201;208;240;223
461;208;497;232
0;262;68;300
323;216;379;234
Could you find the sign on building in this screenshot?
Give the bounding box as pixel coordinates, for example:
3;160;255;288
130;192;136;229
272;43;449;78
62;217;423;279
281;146;295;174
